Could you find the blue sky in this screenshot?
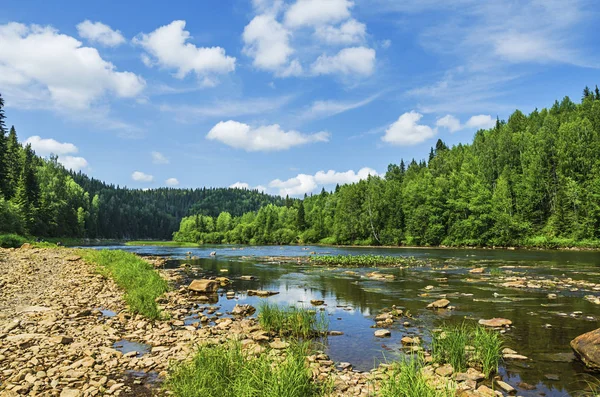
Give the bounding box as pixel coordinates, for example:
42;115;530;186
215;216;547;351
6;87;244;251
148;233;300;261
1;0;599;196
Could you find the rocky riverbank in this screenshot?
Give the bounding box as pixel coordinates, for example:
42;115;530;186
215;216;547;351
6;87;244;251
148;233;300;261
1;246;576;397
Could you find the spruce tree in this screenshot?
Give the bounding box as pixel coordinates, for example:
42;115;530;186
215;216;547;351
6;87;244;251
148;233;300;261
0;93;7;198
583;86;592;99
15;144;40;234
4;126;21;200
296;201;306;231
596;85;600;101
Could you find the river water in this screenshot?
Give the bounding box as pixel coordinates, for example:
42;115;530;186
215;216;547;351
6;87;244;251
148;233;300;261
94;244;600;396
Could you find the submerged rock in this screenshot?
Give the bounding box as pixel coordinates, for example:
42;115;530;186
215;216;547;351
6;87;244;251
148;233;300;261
374;329;391;337
478;318;512;327
427;299;450;309
571;328;600;371
247;290;279;297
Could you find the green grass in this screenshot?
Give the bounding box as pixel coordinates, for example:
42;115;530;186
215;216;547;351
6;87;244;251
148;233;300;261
431;324;502;377
378;357;453;397
166;341;326;397
489;267;503;277
126;240;201;247
0;233;29;248
82;249;168;320
310;254;421;267
258;303;328;339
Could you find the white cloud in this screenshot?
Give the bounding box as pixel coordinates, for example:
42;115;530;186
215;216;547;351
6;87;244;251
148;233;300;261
311;47;375;76
165;178;179;186
314;167;379;184
230;182;267;193
382;111;436;146
243;14;296;74
466;114;495;129
131;171;154;182
206;120;329;152
58;156;89;172
134;20;236;80
0;22;145;109
76;20;125;47
269;167;378;196
159;95;295;121
436;115;461;133
300;93;380;120
25;136;78;156
151;151;169;164
284;0;353;28
314;19;366;44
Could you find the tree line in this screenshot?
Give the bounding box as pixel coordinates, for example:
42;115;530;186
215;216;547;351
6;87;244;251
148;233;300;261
0;93;283;240
174;87;600;248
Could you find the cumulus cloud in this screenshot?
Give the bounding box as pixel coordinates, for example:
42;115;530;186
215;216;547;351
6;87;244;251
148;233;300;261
435;114;496;132
165;178;179;186
243;14;298;74
435;115;462;133
151;151;169;164
25;136;78;156
58;156;89;172
382;111;436;146
314;19;366;44
284;0;353;27
206;120;329;152
76;20;125;47
0;22;145;109
311;47;375;76
134;20;236;81
131;171;154;182
230;182;267;193
466;114;495;129
269;167;378;196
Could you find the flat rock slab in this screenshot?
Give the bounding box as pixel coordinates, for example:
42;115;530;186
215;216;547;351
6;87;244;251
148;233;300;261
374;329;391;337
427;299;450;309
247;290;279;297
188;279;219;293
478;318;512;327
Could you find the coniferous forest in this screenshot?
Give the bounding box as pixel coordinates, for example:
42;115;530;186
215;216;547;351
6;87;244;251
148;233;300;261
0;93;283;240
3;89;600;247
174;88;600;248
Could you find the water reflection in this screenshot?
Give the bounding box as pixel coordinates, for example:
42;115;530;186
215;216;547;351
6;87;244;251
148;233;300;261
94;244;600;396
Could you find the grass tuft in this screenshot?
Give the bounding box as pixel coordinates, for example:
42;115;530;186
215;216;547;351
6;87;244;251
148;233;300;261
258;302;328;339
166;341;325;397
378;357;453;397
0;233;28;248
432;323;502;377
83;249;168;320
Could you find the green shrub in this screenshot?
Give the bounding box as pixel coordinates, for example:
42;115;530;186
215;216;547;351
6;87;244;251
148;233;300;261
0;234;28;248
166;341;324;397
83;249;168;319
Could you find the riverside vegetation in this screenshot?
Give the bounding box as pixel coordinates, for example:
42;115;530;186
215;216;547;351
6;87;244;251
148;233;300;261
174;88;600;249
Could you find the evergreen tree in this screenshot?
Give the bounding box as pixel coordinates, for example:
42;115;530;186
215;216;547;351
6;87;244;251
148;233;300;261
296;202;306;231
596;85;600;101
583;86;592;99
15;144;40;233
0;94;7;198
4;126;21;200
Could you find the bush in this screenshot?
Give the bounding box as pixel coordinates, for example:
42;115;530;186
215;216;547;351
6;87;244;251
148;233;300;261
166;341;324;397
83;249;168;319
0;234;28;248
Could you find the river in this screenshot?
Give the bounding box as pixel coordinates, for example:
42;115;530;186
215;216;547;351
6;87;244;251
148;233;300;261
93;244;600;396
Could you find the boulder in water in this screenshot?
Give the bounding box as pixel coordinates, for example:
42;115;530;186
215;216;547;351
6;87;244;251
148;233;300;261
571;328;600;371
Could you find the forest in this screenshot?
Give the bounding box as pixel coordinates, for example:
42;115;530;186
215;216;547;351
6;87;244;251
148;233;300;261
174;87;600;248
0;93;283;240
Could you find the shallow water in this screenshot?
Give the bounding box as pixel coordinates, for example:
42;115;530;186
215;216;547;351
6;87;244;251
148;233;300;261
95;244;600;396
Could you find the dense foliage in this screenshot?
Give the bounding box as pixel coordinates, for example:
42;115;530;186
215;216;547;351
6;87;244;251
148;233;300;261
0;93;283;240
175;88;600;248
